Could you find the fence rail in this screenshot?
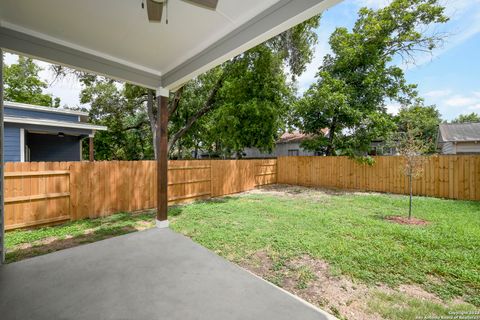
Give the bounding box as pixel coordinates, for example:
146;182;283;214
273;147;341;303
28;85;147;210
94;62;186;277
4;159;277;230
277;155;480;201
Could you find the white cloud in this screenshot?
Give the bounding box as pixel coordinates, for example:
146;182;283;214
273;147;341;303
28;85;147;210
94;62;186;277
296;25;333;95
385;102;401;115
355;0;392;9
423;89;452;98
445;95;479;107
420;89;480;120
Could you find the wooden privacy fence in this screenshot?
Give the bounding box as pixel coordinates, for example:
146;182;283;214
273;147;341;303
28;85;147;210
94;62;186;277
278;156;480;201
7;155;478;230
4;159;277;230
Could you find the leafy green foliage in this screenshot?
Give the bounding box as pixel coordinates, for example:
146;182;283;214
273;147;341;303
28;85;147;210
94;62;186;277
452;112;480;123
296;0;448;158
396;105;442;153
189;47;293;157
80;79;153;160
3;56;60;107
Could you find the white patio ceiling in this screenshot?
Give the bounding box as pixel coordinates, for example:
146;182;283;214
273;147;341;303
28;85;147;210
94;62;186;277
0;0;341;90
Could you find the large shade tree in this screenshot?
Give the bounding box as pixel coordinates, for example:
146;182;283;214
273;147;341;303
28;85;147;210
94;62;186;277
74;16;321;160
296;0;448;158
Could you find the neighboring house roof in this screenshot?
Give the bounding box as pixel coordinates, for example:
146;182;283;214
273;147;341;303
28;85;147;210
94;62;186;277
4;117;107;131
438;123;480;142
276;129;329;144
4;101;106;132
5;101;88;116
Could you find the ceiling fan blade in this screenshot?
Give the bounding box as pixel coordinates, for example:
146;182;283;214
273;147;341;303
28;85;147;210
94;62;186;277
146;0;163;22
182;0;218;10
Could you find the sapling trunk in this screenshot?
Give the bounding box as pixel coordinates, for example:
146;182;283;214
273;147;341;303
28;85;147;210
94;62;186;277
408;173;412;219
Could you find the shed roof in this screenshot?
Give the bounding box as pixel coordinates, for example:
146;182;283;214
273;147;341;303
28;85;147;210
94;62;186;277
438;123;480;142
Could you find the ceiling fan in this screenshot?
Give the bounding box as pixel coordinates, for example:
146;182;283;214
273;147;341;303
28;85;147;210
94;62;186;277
145;0;219;23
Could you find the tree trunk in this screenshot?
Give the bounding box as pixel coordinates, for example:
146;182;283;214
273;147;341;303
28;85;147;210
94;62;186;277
178;138;183;159
325;121;336;156
408;172;413;219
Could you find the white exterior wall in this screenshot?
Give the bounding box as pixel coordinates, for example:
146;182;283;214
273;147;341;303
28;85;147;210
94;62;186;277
275;142;316;156
441;142;455;155
456;142;480;154
243;142;316;158
243;147;275;158
441;142;480;154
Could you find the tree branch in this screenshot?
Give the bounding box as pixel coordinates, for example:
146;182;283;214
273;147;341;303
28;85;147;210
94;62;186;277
124;120;149;131
168;76;225;151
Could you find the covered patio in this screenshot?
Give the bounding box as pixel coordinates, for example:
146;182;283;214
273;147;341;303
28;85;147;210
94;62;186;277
0;0;340;318
0;228;333;319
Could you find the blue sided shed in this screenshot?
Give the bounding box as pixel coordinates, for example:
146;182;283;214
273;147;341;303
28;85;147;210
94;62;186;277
3;101;107;162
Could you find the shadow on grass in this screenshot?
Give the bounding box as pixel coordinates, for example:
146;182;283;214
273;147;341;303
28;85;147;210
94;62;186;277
6;224;140;264
168;196;240;217
196;196;240;205
168;206;183;217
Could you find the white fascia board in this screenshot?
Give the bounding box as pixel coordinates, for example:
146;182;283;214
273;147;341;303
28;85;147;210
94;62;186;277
20;128;25;162
162;0;342;90
5;101;89;116
0;25;162;89
4;116;108;131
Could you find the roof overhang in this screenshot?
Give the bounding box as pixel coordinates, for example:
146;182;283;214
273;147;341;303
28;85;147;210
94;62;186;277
5;116;107;131
0;0;341;90
5;101;88;116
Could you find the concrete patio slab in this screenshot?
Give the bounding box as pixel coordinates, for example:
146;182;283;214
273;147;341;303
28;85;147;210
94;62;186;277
0;228;334;320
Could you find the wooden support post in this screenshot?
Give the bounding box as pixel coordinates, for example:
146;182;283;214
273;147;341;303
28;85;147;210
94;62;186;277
156;93;169;225
0;49;4;263
89;136;94;162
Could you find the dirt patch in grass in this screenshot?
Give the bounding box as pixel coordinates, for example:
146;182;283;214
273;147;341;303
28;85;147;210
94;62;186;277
245;184;342;202
384;215;429;226
240;251;473;320
240;251;379;319
248;184;415;201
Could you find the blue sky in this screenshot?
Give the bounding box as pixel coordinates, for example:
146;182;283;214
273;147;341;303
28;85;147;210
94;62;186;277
5;0;480;121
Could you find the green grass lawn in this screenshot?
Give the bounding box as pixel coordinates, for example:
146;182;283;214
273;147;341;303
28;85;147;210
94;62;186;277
168;186;480;319
5;185;480;319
